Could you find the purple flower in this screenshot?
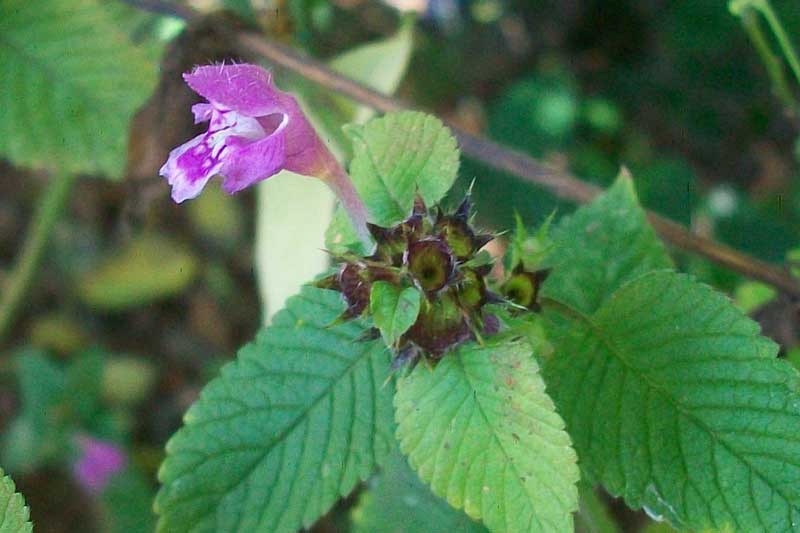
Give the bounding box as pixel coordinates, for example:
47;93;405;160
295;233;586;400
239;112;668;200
160;63;369;242
72;435;127;494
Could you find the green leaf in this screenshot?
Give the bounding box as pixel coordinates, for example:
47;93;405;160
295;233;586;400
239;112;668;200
0;468;32;533
155;286;396;532
543;270;800;530
507;211;554;272
330;18;414;124
102;356;157;407
0;0;156;177
346;111;460;226
101;468;156;533
395;339;580;532
575;485;620;533
542;173;672;315
29;313;87;355
639;521;676;533
351;452;488;533
370;282;422;346
79;234;198;311
2;350;68;472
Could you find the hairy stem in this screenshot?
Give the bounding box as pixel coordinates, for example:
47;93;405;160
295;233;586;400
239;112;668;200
326;166;372;247
0;172;77;343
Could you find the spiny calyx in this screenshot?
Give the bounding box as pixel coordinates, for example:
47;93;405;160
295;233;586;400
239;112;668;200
319;195;533;367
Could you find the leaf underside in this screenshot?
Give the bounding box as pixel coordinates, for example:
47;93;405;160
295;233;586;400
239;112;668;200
155;287;395;533
395;339;580;533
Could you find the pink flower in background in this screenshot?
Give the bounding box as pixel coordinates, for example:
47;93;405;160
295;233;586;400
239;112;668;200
73;435;127;494
160;63;369;241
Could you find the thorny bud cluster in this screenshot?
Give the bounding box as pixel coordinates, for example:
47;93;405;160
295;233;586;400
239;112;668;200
318;195;550;368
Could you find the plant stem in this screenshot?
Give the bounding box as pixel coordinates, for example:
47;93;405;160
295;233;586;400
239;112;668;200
0;172;77;343
326;165;372;247
756;0;800;87
236;32;800;298
740;9;799;113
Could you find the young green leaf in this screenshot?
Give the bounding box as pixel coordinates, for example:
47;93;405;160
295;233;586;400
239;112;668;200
395;339;580;533
346;111;460;226
351;452;488;533
370;282;422;346
0;0;156;177
541;173;672;315
544;270;800;530
0;468;33;533
155;287;395;533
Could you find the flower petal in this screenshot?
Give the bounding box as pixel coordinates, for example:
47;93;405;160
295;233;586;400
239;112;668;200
191;103;214;124
184;64;335;180
165;63;371;245
73;436;127;494
183;64;285;117
159;133;221;203
219;125;288;194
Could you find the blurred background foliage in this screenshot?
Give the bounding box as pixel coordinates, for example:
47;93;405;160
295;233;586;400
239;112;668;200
1;0;799;531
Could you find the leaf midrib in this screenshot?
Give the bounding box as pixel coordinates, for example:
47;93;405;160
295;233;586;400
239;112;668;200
360;115;443;221
456;352;561;533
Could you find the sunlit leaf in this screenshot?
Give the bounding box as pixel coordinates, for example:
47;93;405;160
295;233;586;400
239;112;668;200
346;111;460;226
0;468;33;533
395;339;580;532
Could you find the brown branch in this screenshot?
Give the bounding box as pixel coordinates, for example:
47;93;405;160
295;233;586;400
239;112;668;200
237;32;800;299
122;1;800;299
